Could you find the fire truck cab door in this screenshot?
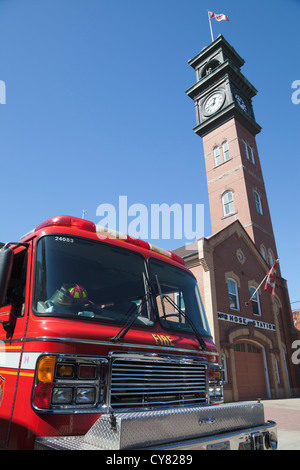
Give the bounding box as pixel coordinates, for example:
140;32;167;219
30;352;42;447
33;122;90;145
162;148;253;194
0;248;28;448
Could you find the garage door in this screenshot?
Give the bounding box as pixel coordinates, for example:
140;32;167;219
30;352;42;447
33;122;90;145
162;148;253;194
234;341;267;400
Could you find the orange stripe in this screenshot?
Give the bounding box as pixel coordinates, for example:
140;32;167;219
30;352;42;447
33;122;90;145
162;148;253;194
0;369;34;377
20;372;35;377
0;369;17;376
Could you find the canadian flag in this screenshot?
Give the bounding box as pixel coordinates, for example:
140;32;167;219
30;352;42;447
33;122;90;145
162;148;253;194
209;11;229;22
264;260;278;295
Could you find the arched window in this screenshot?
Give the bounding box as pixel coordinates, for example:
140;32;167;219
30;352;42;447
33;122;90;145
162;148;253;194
228;279;239;310
222;190;234;216
222;141;230;161
250;286;262;316
260;245;267;261
249;146;255;164
214;142;230;166
253;190;263;214
244;141;255;164
214;146;221;166
201;59;220;78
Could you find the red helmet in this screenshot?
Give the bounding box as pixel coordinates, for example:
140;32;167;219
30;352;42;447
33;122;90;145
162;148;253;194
51;284;88;306
67;285;88;304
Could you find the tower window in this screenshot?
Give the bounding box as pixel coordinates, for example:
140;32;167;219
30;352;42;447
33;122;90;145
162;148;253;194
214;142;230;166
228;279;239;310
249;146;255;164
268;249;274;267
201;59;220;78
260;245;267;261
214;146;221;166
222;191;235;216
250;287;261;316
222;141;230;161
253;190;263;214
244;141;256;165
244;141;249;160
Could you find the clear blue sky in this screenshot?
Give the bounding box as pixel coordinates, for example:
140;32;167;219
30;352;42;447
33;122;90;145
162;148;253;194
0;0;299;307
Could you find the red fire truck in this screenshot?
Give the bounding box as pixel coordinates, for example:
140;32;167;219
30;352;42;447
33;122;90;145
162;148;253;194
0;215;277;450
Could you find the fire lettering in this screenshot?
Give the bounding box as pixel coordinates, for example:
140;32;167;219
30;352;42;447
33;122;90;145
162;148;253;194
151;334;175;347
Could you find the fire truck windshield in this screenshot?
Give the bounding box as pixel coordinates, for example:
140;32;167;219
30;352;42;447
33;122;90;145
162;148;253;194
148;258;211;338
33;235;155;327
33;235;211;338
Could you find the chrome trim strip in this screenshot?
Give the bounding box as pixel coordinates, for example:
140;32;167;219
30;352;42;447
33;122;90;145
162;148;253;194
21;336;218;356
34;419;277;451
145;421;278;451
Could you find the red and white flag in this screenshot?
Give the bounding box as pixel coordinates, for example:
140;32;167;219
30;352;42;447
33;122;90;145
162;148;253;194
209;11;229;22
264;260;278;295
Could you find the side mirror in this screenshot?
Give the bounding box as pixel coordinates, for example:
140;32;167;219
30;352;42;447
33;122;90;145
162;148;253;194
0;246;14;307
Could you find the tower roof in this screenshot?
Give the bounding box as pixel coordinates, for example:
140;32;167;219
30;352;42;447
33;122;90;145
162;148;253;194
188;35;244;71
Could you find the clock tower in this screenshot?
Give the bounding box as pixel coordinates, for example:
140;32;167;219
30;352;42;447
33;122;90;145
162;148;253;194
175;34;300;401
186;35;277;263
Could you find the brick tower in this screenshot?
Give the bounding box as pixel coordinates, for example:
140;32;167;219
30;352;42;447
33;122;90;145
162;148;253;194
175;35;300;400
186;35;277;266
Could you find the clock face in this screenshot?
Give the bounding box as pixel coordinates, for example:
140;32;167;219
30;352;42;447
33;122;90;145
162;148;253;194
203;91;224;115
235;93;247;112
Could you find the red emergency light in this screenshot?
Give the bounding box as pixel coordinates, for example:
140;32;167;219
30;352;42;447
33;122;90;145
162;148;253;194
34;215;185;266
34;215;96;233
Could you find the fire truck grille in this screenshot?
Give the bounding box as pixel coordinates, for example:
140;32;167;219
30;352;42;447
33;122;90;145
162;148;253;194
110;356;207;410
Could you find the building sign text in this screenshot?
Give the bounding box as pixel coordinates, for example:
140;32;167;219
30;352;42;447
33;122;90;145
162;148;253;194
218;312;276;331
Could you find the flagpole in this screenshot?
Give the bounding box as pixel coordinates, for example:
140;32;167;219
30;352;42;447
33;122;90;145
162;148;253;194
207;10;214;42
245;259;279;306
245;273;269;306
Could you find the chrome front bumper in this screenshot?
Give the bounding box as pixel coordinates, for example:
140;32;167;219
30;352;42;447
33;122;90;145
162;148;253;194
35;401;277;450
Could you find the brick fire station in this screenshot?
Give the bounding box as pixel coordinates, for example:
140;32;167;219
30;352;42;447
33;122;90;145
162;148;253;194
174;35;300;402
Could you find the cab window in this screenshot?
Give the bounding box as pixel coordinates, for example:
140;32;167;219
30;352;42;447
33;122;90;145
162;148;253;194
4;250;27;316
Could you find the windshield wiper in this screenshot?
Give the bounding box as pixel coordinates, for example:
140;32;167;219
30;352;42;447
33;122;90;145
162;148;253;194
110;294;150;343
110;274;153;343
155;275;207;351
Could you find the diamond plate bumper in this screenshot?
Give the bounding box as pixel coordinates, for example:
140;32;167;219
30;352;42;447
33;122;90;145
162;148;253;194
35;401;277;450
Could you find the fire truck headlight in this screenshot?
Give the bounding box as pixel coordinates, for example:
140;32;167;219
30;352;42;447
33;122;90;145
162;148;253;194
52;387;73;404
32;355;105;412
76;387;96;404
